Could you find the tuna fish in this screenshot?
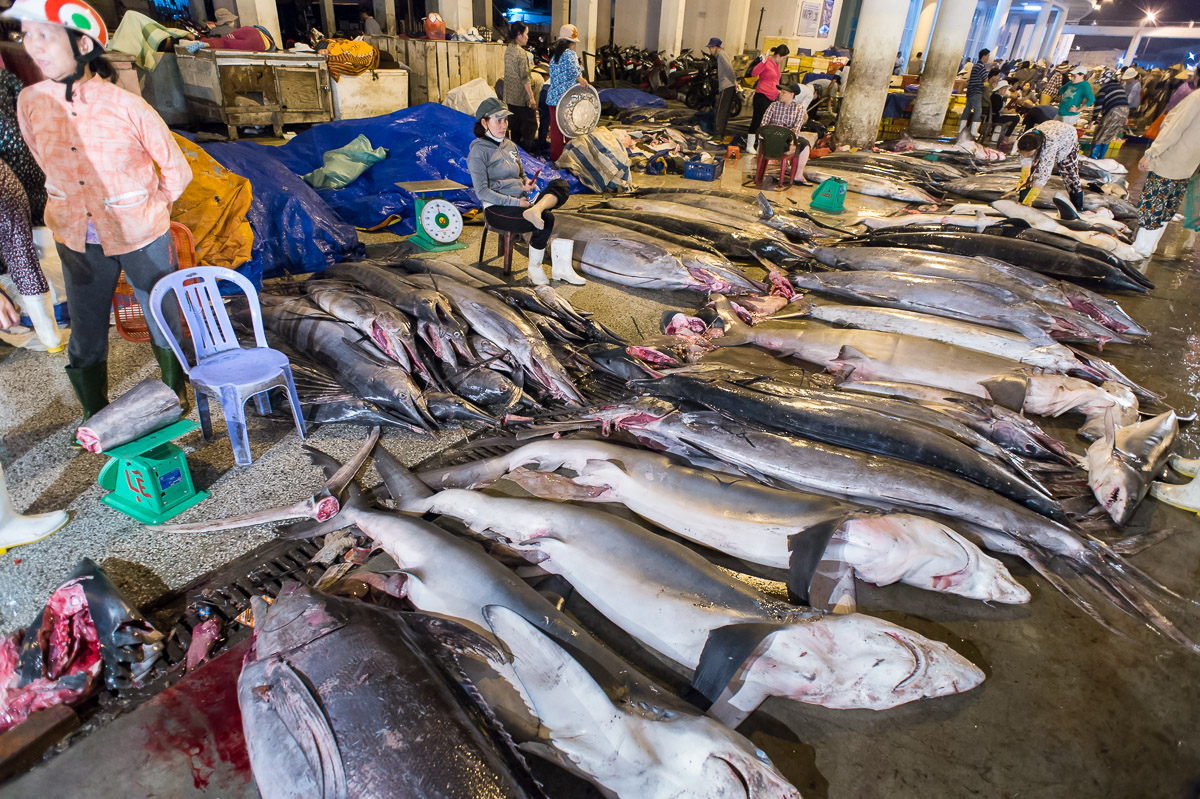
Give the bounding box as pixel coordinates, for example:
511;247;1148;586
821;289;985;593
990;200;1141;262
802;165;940;204
623;189;823;241
305;281;433;384
76;378;181;454
238;583;544;799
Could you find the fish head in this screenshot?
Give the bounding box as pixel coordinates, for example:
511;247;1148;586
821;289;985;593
646;719;802;799
1085;412;1140;525
749;615;984;710
845;515;1030;604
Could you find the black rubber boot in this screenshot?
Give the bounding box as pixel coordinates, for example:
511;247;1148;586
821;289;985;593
65;361;109;422
1069;190;1085;212
152;344;190;415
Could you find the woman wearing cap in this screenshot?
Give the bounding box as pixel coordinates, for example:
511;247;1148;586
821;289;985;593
1014;119;1084;210
1131;88;1200;260
707;37;736;142
7;0;191;421
467;97;583;286
1057;66;1093;126
545;24;588;162
1122;67;1141;111
1090;69;1128;159
746;45;788;155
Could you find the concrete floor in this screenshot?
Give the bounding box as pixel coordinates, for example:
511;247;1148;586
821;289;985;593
2;146;1199;798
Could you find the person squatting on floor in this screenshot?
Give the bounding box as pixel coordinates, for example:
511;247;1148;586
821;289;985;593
467;97;584;287
1131;87;1200;260
6;0;192;420
1015;119;1083;211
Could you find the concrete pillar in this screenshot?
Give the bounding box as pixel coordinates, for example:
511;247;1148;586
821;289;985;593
833;0;909;148
550;0;570;37
657;0;686;55
1041;4;1065;61
724;0;751;54
1053;32;1072;64
981;0;1011;55
1021;2;1051;60
431;0;473;32
472;0;492;31
909;0;978;137
374;0;396;34
571;0;600;78
317;0;334;35
237;0;281;44
189;0;207;25
910;0;940;65
1123;30;1143;65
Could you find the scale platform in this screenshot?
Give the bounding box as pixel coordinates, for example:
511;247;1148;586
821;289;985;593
96;418;208;525
396;179;469;252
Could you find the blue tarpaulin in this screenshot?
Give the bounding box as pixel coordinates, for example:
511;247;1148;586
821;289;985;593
187;137;363;286
265;103;584;235
598;88;667;109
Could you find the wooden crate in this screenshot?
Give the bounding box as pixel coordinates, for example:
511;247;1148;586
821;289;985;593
367;36;506;106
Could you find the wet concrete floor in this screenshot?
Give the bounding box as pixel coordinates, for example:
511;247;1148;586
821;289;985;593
1;144;1198;798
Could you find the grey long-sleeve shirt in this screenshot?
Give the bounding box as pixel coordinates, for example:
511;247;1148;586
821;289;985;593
716;50;736;91
467;136;526;207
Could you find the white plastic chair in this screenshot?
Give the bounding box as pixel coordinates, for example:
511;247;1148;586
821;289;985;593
149;267;306;465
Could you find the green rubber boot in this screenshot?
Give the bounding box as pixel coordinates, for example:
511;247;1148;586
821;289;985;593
152;344;190;415
64;362;109;422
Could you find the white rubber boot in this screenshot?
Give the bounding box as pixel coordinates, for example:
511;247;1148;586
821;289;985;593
969;121;981;139
526;246;549;286
1151;477;1200;514
0;463;68;554
23;291;64;353
1132;225;1166;259
550;239;585;285
745;133;757;155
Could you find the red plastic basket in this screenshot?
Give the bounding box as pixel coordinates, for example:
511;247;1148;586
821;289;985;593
112;222;194;343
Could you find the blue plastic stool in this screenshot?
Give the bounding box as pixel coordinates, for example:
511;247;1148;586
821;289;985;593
148;267;306;466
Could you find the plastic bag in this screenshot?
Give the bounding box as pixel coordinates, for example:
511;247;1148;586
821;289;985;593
303;134;388;190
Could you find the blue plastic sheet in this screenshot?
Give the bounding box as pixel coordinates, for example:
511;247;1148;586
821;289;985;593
193;139;364;285
598;88;667;109
266;103;583;235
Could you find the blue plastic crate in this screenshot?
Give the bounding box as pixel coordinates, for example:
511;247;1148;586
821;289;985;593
684;159;724;181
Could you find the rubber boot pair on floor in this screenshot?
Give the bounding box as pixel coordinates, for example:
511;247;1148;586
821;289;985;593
65;344;190;421
526;239;585;287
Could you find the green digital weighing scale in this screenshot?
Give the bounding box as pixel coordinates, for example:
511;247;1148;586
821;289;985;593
396;179;469;253
95;418;209;525
810;176;848;214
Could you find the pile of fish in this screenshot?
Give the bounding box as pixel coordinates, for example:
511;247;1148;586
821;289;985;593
256;253;622;432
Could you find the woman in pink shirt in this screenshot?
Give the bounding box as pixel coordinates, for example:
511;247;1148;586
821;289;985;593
5;0;192;421
746;44;788;154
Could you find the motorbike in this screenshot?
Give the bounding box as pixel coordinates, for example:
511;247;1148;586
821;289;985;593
684;54;743;116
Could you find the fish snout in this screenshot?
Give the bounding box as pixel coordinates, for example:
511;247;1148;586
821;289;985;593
884;628;985;702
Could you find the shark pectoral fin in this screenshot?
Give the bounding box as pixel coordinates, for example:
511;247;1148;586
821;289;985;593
685;622;791;711
404;610;507;664
981;373;1031;412
789;517;856;613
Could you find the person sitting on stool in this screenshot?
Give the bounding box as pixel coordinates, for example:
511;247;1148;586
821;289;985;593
759;83;812;187
466;97;583;286
1014;119;1083;210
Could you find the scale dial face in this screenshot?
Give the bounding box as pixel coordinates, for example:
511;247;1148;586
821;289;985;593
419;198;463;243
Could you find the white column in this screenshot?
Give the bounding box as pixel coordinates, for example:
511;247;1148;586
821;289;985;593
910;0;940;64
658;0;686;55
433;0;473;32
375;0;396;34
1123;30;1143;64
1052;32;1073;64
1021;2;1051;60
571;0;601;78
551;0;570;34
909;0;978;137
316;0;334;36
1040;4;1066;61
722;0;752;54
982;0;1012;55
833;0;910;148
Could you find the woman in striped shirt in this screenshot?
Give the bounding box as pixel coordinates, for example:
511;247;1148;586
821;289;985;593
1090;69;1128;159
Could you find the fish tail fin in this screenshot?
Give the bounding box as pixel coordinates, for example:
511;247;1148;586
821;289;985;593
756;192;776;219
1053;192;1081;221
374;443;436;507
